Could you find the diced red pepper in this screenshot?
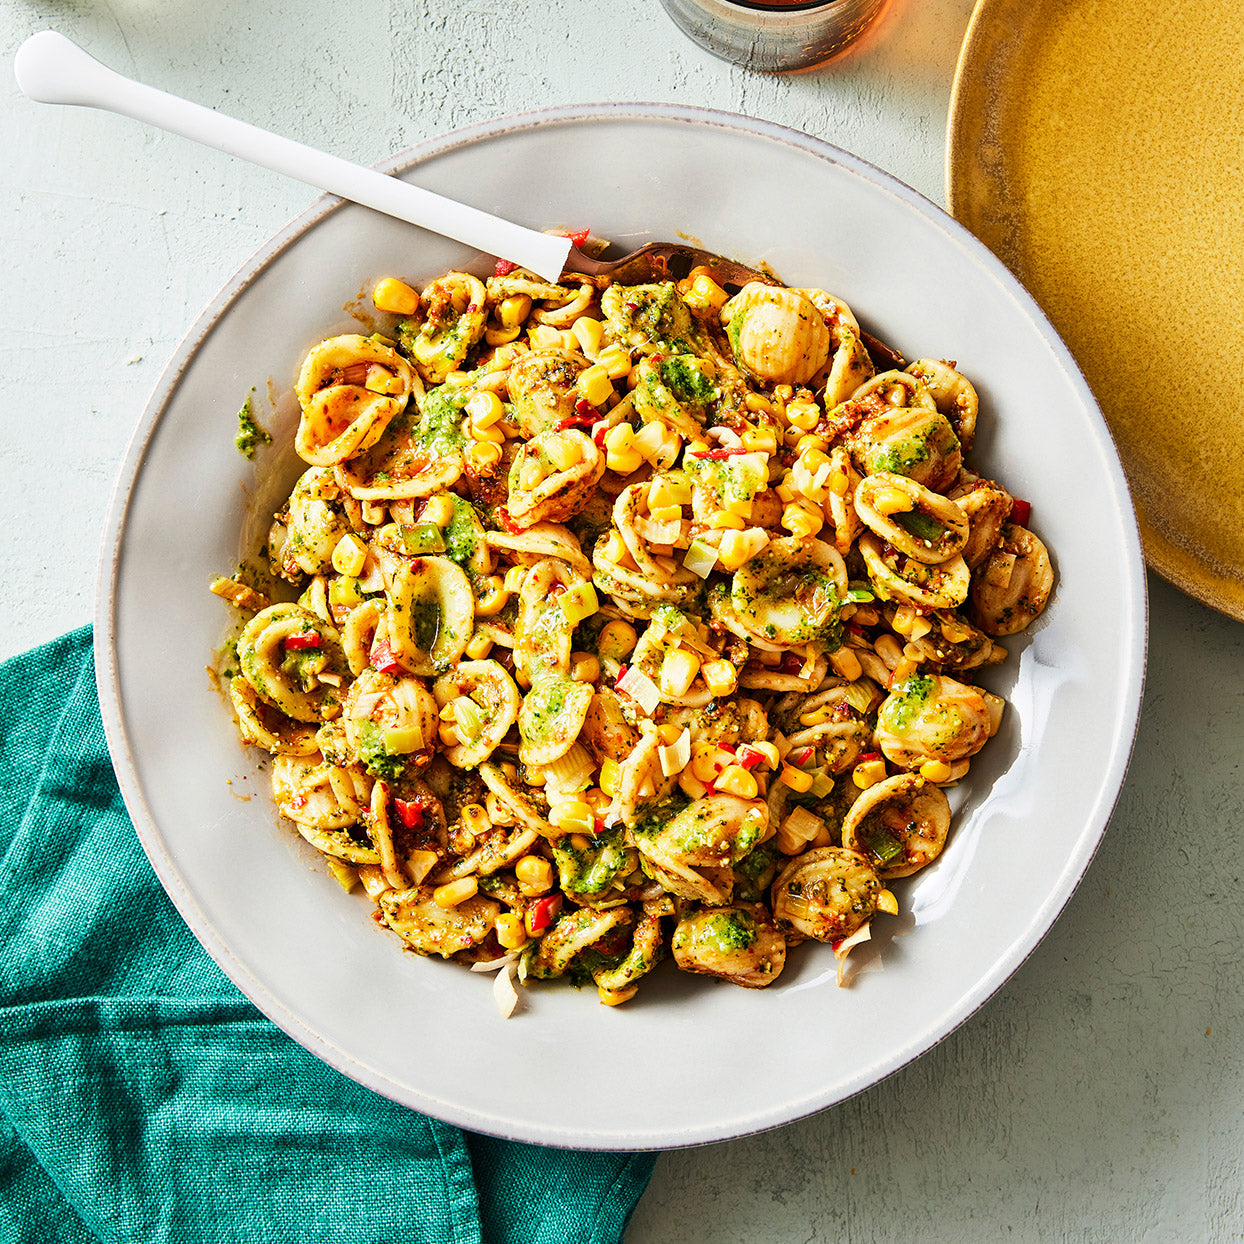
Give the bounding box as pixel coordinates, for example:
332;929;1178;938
393;797;425;830
555;412;596;433
593;815;605;836
858;751;882;765
794;746;816;766
496;506;525;535
370;640;401;675
615;664;628;685
574;397;594;417
494;257;517;277
691;447;751;460
527;894;562;934
566;227;591;248
592;421;610;447
736;745;765;770
1011;498;1032;527
284;632;321;650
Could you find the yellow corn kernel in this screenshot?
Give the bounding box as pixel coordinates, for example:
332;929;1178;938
419;494;455;528
872;486;913;515
549;799;595;835
372;277;420;316
679;769;709;799
438;701;459;722
596;343;633;380
433;877;478;908
528;323;568;350
657;722;684;746
515;855;555;896
748;740;782;769
485;325;522;347
742;427;779;454
716;527;767;572
462;803;491;837
688;272;729;311
465;441;502;472
605;423;635;453
465;631;494;660
438;721;461;747
363;365;404;396
781;764;815;793
498;293;533;329
635;421;680;465
601;531;629;564
786;400;821;431
502;565;529;593
853;757;888;790
597;619;638;661
331;533;368;577
559;581;599;625
577;363;614;408
796;434;829;457
701;659;738;697
874;633;903;669
571;315;605;358
473;576;509;617
598;984;638;1007
650;476;693;510
649;504;683;523
707;510;747;530
570;652;601;683
659;648;701;697
470;419;507;445
548;436;584;473
744;392;775;415
690;742;730;784
583;787;610;812
598;758;622;796
829;469;850;497
782;501;824;539
876;888;899;916
496;912;528;950
716;764;759;800
608;448;643;475
920;759;953;783
893;657;921;682
828;647;863;681
466;390;505;429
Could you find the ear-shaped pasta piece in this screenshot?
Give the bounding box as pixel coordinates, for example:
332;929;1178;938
633;794;768;905
228;676;320;756
507;349;588;437
507;428;606;528
294;335;413;466
970;522;1054;636
335;399;464;501
378;884;500;956
405;272;487;384
612;482;701;589
386;556;475;676
434;659;522;769
525;907;634;980
342;669;438;767
484;522;594;581
770;847;880;942
721;284;830;386
236;603;347;723
854;471;969;565
271;467;349;579
513;558;586;684
859;532;970;610
270;752;373;835
671;903;786;988
517;674;595;766
907;358;979;451
729;536;847;647
949;476;1015;567
874;672;992;768
842;772;952;878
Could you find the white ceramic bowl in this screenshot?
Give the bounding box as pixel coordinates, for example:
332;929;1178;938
97;104;1146;1150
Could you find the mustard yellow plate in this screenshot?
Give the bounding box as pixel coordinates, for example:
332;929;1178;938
948;0;1244;621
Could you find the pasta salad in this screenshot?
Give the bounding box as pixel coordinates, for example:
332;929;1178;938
212;253;1053;1014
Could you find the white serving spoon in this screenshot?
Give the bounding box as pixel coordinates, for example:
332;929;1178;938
13;30;574;282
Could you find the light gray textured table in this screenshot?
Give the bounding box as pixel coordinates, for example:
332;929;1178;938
3;1;1242;1238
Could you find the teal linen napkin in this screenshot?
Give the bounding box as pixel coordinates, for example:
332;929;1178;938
0;628;655;1244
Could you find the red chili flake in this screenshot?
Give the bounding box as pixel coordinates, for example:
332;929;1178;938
527;894;562;934
283;633;321;650
1011;498;1032;527
691;447;751;460
846;622;868;638
393;798;425;830
555;411;596;433
370;640;401;675
830;935;844;953
494;258;517;276
566;227;591;248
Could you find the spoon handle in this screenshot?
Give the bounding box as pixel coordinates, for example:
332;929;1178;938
14;31;571;283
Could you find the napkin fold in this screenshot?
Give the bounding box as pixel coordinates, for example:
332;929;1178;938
0;628;654;1244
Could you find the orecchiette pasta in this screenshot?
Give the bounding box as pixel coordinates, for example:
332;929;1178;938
213;249;1054;1014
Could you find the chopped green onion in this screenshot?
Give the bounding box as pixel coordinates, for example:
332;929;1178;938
896;511;945;544
452;696;485;739
841;679;877;716
867;828;904;864
846;586;875;603
682;537;719;579
810;773;834;798
400;522;447;554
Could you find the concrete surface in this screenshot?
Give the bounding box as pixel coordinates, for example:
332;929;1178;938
2;0;1241;1238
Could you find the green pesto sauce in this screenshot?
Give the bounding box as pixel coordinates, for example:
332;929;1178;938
630;790;692;839
235;395;271;459
609;283;699;353
657;355;718;407
882;674;934;733
413;383;468;458
896;509;947;543
353;720;406;781
697;909;758;956
443;496;481;565
551;824;629;897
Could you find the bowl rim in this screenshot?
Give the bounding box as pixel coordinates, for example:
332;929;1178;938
94;101;1148;1149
